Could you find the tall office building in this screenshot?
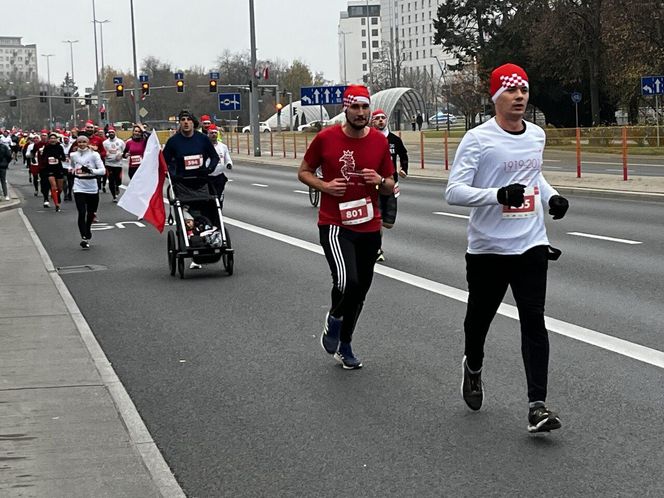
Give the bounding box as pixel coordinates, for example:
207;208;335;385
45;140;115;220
338;1;382;85
380;0;454;80
0;37;38;81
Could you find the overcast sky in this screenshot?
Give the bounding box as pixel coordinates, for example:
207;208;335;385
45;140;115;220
10;0;349;90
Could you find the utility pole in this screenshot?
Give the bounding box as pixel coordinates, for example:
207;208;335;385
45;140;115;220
63;40;79;124
91;0;100;118
248;0;261;156
42;54;55;128
129;0;140;124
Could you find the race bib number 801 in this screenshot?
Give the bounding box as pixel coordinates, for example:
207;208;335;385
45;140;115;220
339;197;374;225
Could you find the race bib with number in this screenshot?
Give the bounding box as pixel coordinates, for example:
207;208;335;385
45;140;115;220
502;186;540;219
184;154;204;170
339;197;374;226
130;155;142;166
48;157;58;165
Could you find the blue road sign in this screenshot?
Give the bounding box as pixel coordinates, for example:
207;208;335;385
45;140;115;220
174;72;184;80
139;74;149;82
210;72;220;80
571;91;582;104
113;76;123;85
300;85;347;106
641;76;664;96
219;93;241;111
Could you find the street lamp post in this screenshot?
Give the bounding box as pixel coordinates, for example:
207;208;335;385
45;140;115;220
62;40;79;124
93;19;110;124
41;54;55;128
248;0;261;156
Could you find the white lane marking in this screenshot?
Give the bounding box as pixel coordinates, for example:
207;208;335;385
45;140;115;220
17;209;185;497
568;232;642;245
604;169;634;173
223;216;664;369
294;190;310;194
544;166;564;170
433;211;470;219
544;159;562;163
251;183;269;188
584;160;661;167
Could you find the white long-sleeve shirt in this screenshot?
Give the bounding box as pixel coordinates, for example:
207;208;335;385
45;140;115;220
209;141;233;177
445;118;558;255
103;137;126;167
70;149;105;194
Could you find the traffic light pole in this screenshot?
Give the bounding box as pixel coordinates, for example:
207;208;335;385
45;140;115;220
248;0;261;157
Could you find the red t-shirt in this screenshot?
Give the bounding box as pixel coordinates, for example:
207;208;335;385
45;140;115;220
304;124;395;232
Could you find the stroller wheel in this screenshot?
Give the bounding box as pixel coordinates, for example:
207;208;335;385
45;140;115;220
223;253;234;276
167;231;176;276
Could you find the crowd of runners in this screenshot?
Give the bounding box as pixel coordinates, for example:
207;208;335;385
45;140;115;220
2;62;571;435
0;114;233;252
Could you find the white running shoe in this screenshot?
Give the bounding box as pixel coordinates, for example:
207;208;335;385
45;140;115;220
189;262;202;270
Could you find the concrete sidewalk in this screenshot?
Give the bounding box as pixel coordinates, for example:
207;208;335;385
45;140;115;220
0;204;183;497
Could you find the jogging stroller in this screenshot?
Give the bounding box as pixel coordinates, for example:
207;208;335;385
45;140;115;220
166;176;233;279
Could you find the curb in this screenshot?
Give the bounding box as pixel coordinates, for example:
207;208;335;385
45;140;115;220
0;182;21;213
17;208;186;498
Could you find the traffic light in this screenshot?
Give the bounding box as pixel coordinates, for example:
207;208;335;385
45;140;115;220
9;96;17;107
276;102;283;117
85;94;92;106
64;92;71;104
141;82;150;97
209;80;217;93
39;91;47;103
115;83;124;97
176;80;184;93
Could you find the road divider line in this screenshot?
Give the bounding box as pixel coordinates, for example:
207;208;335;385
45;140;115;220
294;190;310;194
223;215;664;370
433;211;470;219
568;231;642;245
251;183;269;188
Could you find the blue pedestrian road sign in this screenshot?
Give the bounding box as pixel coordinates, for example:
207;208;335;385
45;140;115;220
174;72;184;80
571;92;582;104
219;93;241;111
300;85;347;106
641;76;664;96
139;74;149;82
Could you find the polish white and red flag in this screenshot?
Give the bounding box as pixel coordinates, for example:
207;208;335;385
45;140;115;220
117;130;167;232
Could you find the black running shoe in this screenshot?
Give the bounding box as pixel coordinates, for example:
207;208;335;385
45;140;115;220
321;312;342;354
461;356;483;411
334;342;362;369
80;239;90;250
376;248;385;262
527;406;562;433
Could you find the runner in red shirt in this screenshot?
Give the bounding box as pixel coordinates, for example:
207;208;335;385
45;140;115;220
298;85;395;369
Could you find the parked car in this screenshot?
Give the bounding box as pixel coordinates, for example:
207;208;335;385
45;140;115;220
242;122;272;133
297;120;329;132
428;112;458;125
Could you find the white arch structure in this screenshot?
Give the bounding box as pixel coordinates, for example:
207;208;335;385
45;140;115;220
328;87;426;130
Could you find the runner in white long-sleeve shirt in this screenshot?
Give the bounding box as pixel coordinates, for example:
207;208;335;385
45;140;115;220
445;63;569;434
70;134;105;249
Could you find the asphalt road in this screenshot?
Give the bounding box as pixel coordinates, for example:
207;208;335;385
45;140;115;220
10;163;664;497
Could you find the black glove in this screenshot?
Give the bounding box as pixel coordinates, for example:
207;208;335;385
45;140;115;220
548;195;569;220
80;165;91;174
497;183;526;207
226;163;232;170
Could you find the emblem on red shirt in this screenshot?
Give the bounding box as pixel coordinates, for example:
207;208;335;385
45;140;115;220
339;150;356;180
